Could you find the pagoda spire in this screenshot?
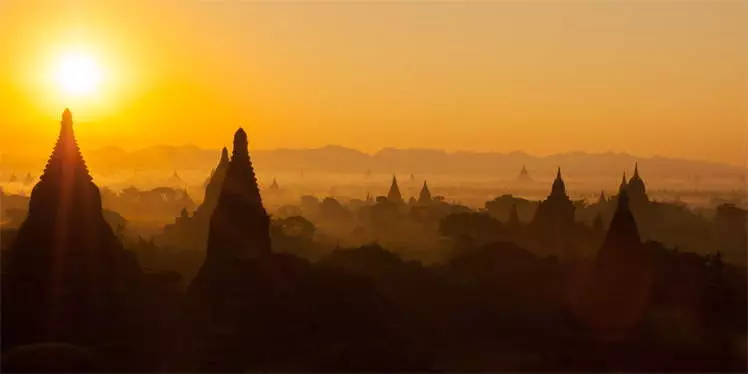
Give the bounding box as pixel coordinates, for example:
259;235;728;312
550;167;567;198
223;128;263;207
220;146;229;163
387;175;403;204
619;172;628;193
39;108;92;185
4;109;147;355
518;164;533;183
418;180;432;204
198;147;231;217
204;127;270;259
269;177;280;191
29;109;98;217
586;181;651;332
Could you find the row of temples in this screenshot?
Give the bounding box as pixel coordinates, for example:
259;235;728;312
2;109;655;371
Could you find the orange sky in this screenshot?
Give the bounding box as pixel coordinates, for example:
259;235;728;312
1;0;746;167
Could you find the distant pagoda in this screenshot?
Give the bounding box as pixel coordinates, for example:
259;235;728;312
585;183;652;332
626;162;649;207
597;190;607;205
387;175;404;204
23;173;35;186
417;180;432;205
518;164;533;183
198;147;230;218
529;167;575;254
269;177;280;192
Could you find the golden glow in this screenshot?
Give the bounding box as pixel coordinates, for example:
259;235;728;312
0;1;745;167
55;52;102;96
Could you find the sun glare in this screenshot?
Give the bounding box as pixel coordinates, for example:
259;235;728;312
55;52;102;96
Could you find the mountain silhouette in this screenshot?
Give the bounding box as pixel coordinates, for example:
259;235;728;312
49;145;743;180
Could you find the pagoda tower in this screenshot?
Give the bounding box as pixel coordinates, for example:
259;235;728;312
204;128;270;261
186;129;296;372
618;172;628;193
269;177;280;192
387;175;403;204
586;185;652;332
529;167;576;254
2;109;146;363
417;180;432;205
597;190;606;205
518;164;533;183
626;162;649;207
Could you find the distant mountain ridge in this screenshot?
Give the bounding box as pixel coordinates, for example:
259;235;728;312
73;145;745;180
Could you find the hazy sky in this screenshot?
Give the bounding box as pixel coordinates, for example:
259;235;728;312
1;0;746;166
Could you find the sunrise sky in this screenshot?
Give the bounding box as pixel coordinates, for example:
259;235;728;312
1;0;746;166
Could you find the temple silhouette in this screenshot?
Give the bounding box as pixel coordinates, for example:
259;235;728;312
529;168;576;256
185;128;276;370
584;184;653;333
417;180;432;205
517;164;533;183
1;111;744;373
268;177;280;193
1;109;179;371
386;175;403;204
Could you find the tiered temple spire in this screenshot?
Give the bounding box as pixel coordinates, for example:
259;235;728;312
387;175;403;204
626;162;649;206
619;172;628;193
587;185;652;332
550;167;567;198
418;180;432;204
529;166;575;255
3;109;147;364
199;147;230;217
204;128;270;259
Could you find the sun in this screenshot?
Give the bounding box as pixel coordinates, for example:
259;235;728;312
54;52;102;96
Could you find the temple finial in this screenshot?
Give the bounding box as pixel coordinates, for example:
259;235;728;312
62;108;72;123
